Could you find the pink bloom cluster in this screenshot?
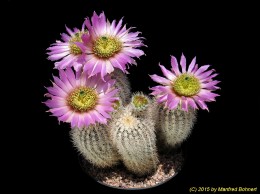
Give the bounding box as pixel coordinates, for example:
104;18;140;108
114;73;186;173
44;12;220;129
45;12;145;128
47;12;144;79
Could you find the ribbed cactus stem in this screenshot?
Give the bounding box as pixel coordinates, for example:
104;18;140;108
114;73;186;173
71;124;120;168
110;69;131;105
110;107;159;176
158;107;197;148
146;97;159;121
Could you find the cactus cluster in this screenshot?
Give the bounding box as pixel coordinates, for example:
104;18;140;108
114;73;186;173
70;74;196;176
44;12;220;177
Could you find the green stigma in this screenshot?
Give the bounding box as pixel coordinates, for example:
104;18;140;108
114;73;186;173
69;31;87;55
133;95;148;108
93;36;122;58
172;74;201;97
67;87;98;112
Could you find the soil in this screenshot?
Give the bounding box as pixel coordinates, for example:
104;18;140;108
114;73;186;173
79;150;184;189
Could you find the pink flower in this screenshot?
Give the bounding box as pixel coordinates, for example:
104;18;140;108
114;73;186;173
150;54;220;111
47;24;88;72
44;68;118;128
82;12;145;79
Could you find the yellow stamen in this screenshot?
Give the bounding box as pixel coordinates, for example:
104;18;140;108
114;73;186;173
67;87;98;112
172;73;201;97
93;36;122;58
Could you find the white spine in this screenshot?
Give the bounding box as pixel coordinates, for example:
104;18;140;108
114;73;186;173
110;69;131;105
158;107;197;147
110;107;158;176
71;125;120;168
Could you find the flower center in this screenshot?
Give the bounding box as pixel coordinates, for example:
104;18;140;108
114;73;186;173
69;31;87;55
133;95;148;108
67;87;98;112
173;74;201;97
93;36;122;58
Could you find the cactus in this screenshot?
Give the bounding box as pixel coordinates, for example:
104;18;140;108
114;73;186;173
130;92;150;118
44;12;221;185
109;106;159;176
110;69;131;105
71;124;120;168
157;106;197;148
146;97;160;121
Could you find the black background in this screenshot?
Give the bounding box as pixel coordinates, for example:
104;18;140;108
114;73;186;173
7;0;259;193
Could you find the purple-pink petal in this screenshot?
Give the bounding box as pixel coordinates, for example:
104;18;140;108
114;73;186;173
194;65;210;76
59;70;73;90
187;98;198;109
61;33;70;42
71;114;79;128
65;25;74;36
97;12;107;35
150;74;171;85
181;97;188;111
198;69;215;80
187;57;196;73
159;64;176;80
201;80;220;88
89;60;102;77
92;110;107;124
123;48;144;58
73;62;83;72
48;52;70;61
96;105;111;119
53;76;70;93
47;48;70;55
65;68;76;87
82;113;91;126
77;115;85;129
113;18;123;35
58;111;73;123
55;55;76;69
168;97;180;110
198;90;219;101
171;56;181;75
192;64;199;74
109;58;126;72
201;73;218;82
180;53;187;73
207;85;220;90
50;107;69;117
103;88;118;99
74;42;86;52
82;33;91;44
105;60;115;74
195;99;209;111
157;95;168;103
47;45;69;51
44;99;66;109
47;86;66;97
